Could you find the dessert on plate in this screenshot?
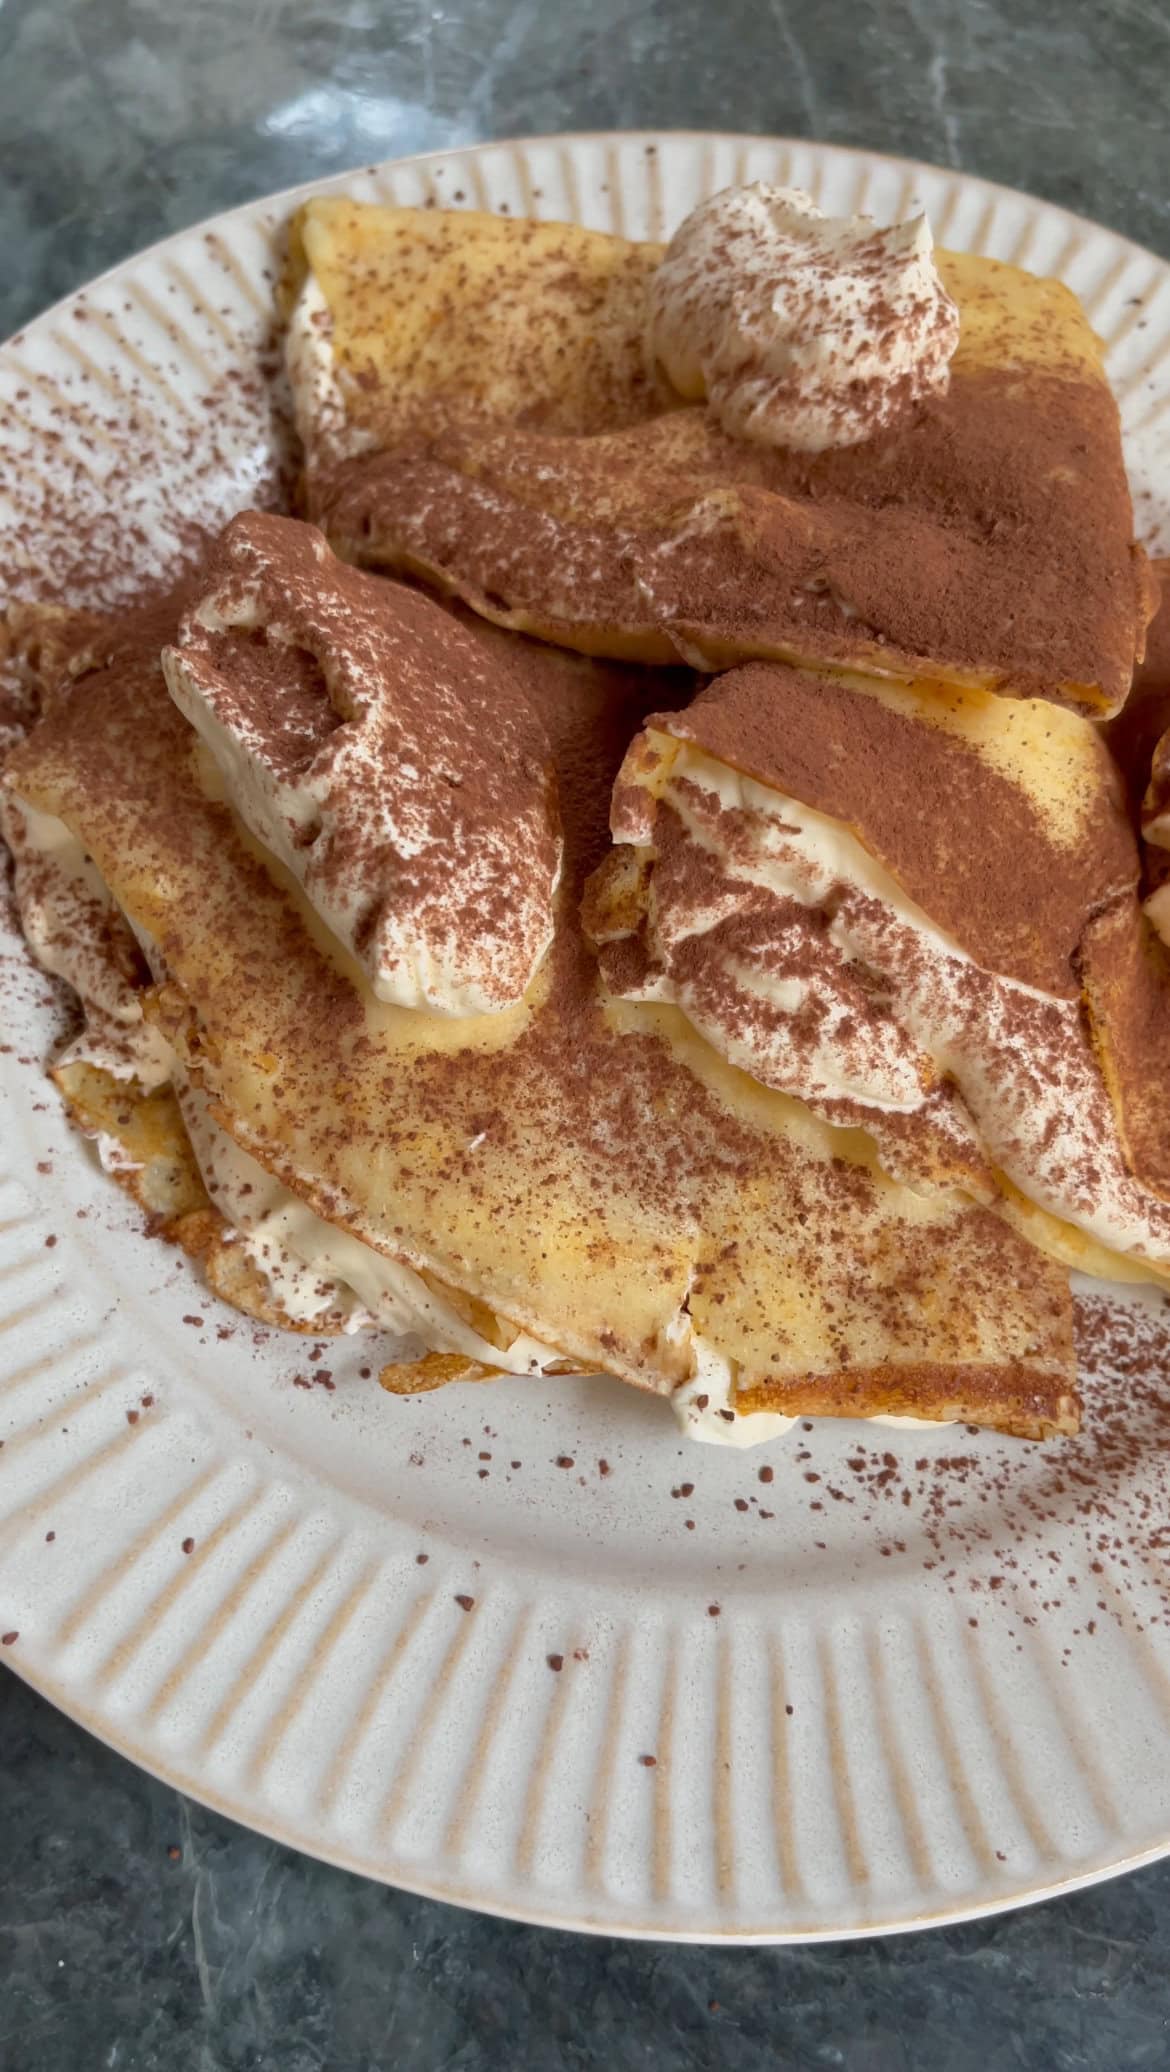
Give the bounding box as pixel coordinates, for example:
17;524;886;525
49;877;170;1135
2;177;1164;1446
3;512;1077;1438
288;188;1152;711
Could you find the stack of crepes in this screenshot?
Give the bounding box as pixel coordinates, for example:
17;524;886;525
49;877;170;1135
4;181;1169;1447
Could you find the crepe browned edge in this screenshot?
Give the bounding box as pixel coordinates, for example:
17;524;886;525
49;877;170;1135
1079;900;1170;1209
49;1057;354;1330
734;1371;1073;1441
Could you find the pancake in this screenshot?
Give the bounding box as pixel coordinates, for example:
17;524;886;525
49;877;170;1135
287;196;1151;715
44;1051;470;1351
586;658;1170;1284
0;711;377;1338
3;517;1078;1438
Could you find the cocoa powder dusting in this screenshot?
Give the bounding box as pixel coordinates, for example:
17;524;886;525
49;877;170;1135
315;365;1146;712
1104;557;1170;826
2;306;295;619
4;572;1074;1424
781;1296;1170;1646
3;206;1162;1475
658;660;1137;995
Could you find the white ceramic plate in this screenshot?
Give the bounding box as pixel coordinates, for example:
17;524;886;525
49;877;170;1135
4;133;1170;1943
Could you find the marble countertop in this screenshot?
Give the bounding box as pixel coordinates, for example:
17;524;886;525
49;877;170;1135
3;1;1170;2066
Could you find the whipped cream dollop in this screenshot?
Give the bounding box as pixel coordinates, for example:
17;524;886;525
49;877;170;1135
163;512;561;1016
649;182;960;451
601;740;1170;1278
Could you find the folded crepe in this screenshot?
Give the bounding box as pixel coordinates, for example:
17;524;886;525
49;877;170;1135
585;656;1170;1287
1104;558;1170;950
285;195;1151;714
2;513;1078;1437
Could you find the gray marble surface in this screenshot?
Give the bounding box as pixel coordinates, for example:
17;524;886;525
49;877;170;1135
3;1;1170;2066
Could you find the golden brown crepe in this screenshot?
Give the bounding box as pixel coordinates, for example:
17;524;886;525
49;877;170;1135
3;522;1079;1436
585;655;1170;1290
287;198;1151;714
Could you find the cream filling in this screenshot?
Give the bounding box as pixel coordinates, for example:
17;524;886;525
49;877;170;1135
669;1336;947;1447
173;1072;562;1371
165;609;556;1019
672;1340;798;1446
0;791;173;1088
2;786;953;1441
163;537;561;1018
285;271;374;471
628;746;1170;1273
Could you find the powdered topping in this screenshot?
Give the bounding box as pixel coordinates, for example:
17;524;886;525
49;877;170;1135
303;211;1148;714
661;661;1136;990
285;197;669;456
1079;897;1170;1207
590;675;1170;1277
316;363;1144;715
649;184;960;451
1103;559;1170;947
162;512;561;1015
1103;559;1170;823
5;585;1076;1437
1130;562;1170;854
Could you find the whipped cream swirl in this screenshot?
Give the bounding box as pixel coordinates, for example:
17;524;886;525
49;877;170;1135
649;182;960;451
